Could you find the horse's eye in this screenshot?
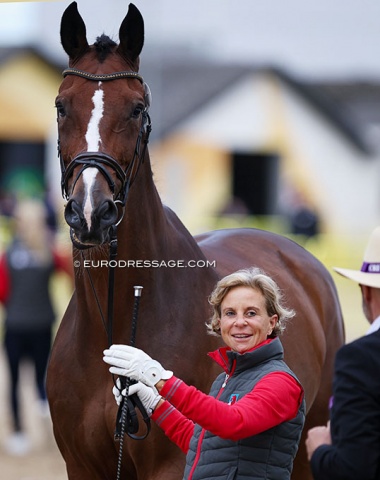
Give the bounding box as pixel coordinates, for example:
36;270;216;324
55;101;66;118
132;105;144;119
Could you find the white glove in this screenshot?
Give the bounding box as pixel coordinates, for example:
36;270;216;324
112;378;124;406
103;344;173;388
128;382;162;416
111;379;161;416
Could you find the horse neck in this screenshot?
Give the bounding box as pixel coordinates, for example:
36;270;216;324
116;154;200;262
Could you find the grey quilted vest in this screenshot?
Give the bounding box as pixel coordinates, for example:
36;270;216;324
183;338;305;480
5;241;55;331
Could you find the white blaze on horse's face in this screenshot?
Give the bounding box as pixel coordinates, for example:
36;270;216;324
83;82;104;230
85;82;104;150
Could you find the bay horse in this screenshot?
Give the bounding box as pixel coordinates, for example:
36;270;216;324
47;3;345;479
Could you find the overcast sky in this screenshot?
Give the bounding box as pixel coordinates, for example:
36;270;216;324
1;0;380;80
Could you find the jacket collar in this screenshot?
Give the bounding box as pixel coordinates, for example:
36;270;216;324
208;337;284;374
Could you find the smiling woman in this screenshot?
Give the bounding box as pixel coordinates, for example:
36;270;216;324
207;266;295;344
103;267;305;480
214;282;286;354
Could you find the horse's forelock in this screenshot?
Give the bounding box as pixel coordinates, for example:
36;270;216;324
94;34;117;62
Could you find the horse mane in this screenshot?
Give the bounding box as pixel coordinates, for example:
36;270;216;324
94;34;117;62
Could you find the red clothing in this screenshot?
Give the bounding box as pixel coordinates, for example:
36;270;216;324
0;253;10;303
152;354;303;454
52;250;73;277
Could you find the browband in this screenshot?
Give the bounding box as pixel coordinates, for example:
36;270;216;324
62;68;144;84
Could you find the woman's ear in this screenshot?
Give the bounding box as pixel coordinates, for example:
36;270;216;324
268;315;278;335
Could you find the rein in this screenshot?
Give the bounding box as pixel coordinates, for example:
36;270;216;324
83;230;151;442
58;68;152;478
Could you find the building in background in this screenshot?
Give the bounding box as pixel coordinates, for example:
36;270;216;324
0;45;379;238
146;62;380;236
0;47;61;218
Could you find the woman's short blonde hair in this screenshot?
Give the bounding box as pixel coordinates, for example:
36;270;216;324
206;267;295;338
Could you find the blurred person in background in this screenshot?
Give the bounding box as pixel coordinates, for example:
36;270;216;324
305;226;380;479
286;188;320;240
0;198;72;456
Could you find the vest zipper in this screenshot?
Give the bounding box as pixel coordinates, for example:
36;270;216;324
222;374;229;388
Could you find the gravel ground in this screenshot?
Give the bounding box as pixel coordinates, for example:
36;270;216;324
0;352;67;480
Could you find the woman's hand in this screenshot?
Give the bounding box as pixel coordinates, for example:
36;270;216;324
103;344;173;388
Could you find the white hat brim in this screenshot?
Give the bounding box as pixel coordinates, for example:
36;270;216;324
333;267;380;288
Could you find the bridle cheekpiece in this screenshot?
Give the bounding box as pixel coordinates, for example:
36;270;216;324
57;68;152;208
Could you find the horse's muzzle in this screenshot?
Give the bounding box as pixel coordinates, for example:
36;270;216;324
65;198;118;247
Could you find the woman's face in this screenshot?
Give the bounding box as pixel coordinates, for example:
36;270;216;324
219;286;278;353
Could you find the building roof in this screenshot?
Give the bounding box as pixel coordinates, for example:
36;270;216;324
311;80;380;154
1;45;379;154
142;56;380;155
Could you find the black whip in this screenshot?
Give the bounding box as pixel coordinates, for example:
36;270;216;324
114;286;151;480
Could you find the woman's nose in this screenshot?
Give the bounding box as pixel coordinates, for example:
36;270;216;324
234;316;248;326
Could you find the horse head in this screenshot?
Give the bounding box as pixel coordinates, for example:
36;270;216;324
57;2;151;248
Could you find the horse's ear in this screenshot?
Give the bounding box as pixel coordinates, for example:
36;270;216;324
117;3;144;66
60;1;89;61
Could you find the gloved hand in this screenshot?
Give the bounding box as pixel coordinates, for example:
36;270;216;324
128;381;162;416
112;378;162;416
112;377;124;406
103;344;173;388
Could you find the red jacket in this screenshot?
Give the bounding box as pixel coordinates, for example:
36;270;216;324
152;340;303;453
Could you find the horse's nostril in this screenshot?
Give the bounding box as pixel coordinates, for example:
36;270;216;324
65;199;84;228
96;200;118;227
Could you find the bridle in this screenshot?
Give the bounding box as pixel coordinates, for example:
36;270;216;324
57;68;152;211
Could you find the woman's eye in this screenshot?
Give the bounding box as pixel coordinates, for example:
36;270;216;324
55;102;66;118
247;310;256;317
132;105;144;118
